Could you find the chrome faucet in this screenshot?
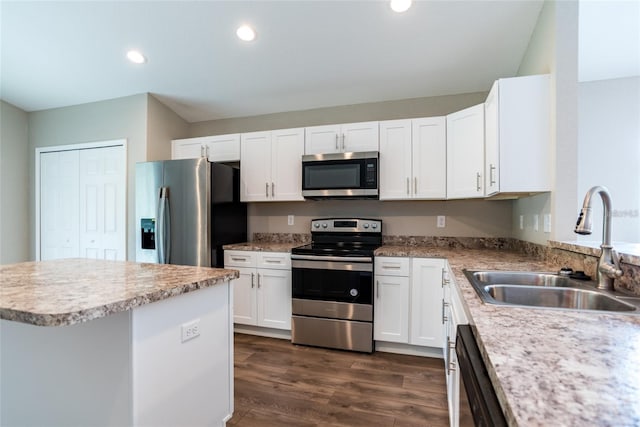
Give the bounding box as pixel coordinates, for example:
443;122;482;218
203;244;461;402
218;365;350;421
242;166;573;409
574;186;623;290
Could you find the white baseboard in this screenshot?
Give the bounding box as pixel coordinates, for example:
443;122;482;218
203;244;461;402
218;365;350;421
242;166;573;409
375;341;444;358
234;324;291;340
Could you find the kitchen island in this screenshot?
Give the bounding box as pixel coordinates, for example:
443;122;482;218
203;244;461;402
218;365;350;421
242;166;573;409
0;258;239;427
376;244;640;426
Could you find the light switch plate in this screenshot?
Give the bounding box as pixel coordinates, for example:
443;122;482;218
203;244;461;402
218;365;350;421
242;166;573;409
437;216;446;228
533;214;539;232
287;215;294;226
519;215;524;230
543;214;551;233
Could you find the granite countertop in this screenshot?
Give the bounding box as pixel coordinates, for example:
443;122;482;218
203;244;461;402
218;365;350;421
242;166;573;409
0;258;239;327
223;242;304;252
377;244;640;426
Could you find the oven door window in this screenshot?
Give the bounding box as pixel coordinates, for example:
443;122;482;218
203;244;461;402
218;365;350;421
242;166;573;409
303;161;361;190
292;266;372;304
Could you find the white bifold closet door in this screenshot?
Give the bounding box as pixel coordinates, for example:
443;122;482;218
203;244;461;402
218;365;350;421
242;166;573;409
39;145;126;261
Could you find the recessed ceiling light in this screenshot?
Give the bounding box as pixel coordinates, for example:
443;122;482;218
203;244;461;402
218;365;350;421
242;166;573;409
236;25;256;42
390;0;412;13
126;50;147;64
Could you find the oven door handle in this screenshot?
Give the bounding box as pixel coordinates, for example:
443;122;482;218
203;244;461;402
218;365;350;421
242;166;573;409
291;259;373;272
291;254;373;263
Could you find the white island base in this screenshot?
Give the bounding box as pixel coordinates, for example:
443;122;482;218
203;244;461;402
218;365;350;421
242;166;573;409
1;283;233;426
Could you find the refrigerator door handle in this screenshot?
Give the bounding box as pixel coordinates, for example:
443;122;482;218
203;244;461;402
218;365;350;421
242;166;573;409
157;187;171;264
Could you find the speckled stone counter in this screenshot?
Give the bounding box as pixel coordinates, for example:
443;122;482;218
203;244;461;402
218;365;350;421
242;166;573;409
0;258;239;326
223;241;304;252
376;245;640;427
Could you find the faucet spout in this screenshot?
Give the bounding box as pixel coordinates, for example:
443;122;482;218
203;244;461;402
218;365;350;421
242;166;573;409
574;186;623;290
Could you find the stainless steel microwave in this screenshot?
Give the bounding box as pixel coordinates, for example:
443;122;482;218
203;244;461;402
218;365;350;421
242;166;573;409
301;151;379;199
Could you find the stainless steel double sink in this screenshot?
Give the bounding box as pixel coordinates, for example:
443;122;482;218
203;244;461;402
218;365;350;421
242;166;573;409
463;270;640;313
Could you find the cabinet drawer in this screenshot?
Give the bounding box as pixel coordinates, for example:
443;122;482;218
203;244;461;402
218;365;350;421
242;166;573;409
257;252;291;270
224;250;257;267
375;257;410;276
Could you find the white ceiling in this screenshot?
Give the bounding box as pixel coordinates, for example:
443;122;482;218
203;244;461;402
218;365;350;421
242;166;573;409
1;1;545;123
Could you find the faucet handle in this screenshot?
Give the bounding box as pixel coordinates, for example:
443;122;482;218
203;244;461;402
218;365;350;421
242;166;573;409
600;263;623;278
610;249;623;277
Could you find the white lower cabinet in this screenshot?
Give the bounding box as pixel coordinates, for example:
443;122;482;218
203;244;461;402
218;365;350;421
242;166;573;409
224;250;292;330
374;257;410;342
374;257;445;349
443;266;469;427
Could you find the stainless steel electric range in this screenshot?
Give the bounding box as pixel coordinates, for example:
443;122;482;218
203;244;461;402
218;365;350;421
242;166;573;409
290;218;382;353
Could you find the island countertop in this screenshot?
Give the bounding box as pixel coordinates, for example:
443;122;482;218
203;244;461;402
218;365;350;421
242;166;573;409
0;258;239;327
376;245;640;426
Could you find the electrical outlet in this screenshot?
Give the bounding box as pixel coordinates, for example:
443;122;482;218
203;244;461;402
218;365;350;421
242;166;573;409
181;319;200;343
533;214;539;232
519;215;524;230
543;214;551;233
436;216;446;228
287;215;294;226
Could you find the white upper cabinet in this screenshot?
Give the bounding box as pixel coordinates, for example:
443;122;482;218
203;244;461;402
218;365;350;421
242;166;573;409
171;134;241;162
484;74;551;196
240;128;304;202
446;104;485;199
379;117;446;200
304;121;378;154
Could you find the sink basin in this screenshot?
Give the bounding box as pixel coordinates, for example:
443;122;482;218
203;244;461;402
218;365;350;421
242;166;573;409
464;270;639;313
485;284;636;312
472;271;575;287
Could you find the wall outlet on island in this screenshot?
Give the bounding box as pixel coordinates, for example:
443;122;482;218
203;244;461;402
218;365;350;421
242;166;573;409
287;215;294;226
181;319;200;343
437;215;446;228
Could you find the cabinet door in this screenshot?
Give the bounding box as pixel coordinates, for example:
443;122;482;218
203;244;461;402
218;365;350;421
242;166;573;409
341;121;379;153
446;104;485;199
379;120;413;200
171;139;205;160
410;258;445;347
304;125;340;155
271;128;304;201
233;267;258;326
257;268;292;330
373;275;409;343
240;131;272;202
413;117;447;199
484;81;500;196
204;134;240;162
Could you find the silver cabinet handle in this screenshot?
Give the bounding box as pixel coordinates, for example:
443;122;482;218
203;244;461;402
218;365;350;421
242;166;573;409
406;177;410;195
257;273;261;288
376;280;379;299
442;300;449;324
489;164;497;185
251;272;255;288
271;182;275;197
335;134;339;150
414;177;417;194
341;134;345;151
265;182;269;198
476;172;482;192
441;268;450;287
447;339;456;373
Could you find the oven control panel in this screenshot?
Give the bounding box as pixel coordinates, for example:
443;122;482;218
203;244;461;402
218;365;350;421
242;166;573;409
311;218;381;233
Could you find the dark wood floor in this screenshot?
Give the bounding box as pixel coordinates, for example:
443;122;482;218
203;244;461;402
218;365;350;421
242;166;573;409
229;333;449;427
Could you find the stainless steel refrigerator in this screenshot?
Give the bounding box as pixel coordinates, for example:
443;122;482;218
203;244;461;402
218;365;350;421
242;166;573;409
135;158;247;267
